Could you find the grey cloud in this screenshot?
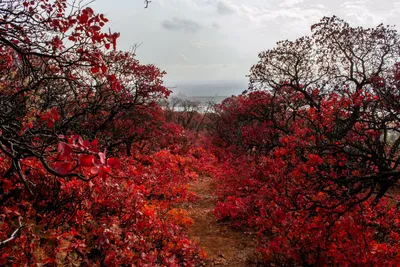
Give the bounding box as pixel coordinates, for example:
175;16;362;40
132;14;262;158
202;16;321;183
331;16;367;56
161;17;203;33
279;0;304;8
91;0;400;89
340;1;384;25
212;21;220;29
217;1;235;15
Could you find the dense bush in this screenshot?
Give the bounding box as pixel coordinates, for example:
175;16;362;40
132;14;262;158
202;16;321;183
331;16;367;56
0;1;216;265
212;17;400;265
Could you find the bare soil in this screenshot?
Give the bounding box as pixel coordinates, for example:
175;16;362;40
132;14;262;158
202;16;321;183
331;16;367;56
184;177;257;266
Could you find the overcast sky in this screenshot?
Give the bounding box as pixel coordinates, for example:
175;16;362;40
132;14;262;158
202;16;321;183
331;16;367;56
91;0;400;95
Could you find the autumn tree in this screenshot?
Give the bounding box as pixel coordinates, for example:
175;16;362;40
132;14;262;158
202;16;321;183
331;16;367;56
249;16;400;203
0;0;122;183
0;1;208;265
212;16;400;265
165;97;206;129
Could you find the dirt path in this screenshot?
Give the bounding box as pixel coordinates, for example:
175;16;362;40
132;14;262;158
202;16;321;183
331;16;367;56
185;177;256;266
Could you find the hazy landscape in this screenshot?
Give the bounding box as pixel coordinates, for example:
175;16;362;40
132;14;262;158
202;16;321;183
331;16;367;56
2;1;400;266
168;80;246;97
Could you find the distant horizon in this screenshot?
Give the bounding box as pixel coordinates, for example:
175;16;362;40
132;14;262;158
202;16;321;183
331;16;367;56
166;94;229;107
166;79;248;97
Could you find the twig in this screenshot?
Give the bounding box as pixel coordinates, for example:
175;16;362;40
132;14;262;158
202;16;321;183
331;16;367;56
0;217;23;246
130;42;143;54
13;160;34;196
144;0;151;8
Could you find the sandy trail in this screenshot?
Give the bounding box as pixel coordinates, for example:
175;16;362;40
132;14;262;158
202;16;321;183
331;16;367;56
185;176;256;266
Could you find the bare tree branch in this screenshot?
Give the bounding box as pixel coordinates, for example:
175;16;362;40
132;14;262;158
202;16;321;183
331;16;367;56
0;217;23;246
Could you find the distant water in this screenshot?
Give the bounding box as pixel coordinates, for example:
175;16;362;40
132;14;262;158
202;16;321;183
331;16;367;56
166;80;248;97
168;95;228;107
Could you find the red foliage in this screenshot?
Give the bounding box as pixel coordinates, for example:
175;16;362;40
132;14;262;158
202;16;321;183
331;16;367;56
211;17;400;265
0;150;211;265
0;1;216;265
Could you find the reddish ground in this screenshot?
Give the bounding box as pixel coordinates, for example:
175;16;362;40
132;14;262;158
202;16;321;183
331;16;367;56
185;177;257;266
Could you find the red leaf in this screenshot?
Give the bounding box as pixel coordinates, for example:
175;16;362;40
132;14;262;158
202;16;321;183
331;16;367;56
93;157;100;167
99;151;106;165
78;136;85;146
91;25;101;32
85;7;94;15
79;155;94;167
83;140;90;148
91;66;100;74
102;165;111;173
100;14;108;22
112;81;121;91
101;64;107;73
58;142;72;157
55;162;71;175
90;166;99;175
107;157;120;168
78;137;90;148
